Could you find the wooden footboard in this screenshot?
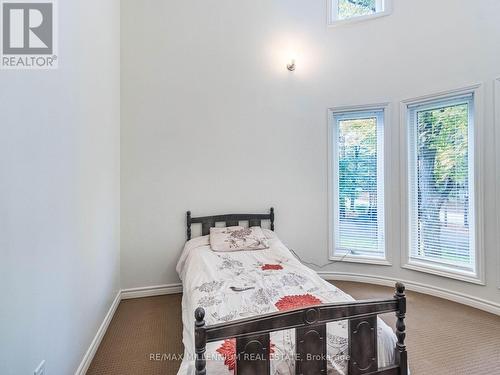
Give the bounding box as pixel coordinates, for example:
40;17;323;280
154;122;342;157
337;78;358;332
194;283;407;375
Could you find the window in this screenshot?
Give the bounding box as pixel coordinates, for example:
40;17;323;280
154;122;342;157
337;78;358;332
329;107;386;262
406;93;480;280
329;0;391;25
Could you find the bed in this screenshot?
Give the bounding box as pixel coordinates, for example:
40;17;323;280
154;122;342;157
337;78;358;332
176;208;408;375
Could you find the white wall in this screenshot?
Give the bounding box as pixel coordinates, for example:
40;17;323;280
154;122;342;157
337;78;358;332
0;1;120;374
120;0;500;308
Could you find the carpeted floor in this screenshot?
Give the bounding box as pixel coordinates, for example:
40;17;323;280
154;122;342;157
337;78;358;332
86;281;500;375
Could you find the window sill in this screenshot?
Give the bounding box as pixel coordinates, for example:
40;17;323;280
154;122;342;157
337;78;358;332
329;255;392;266
403;260;485;285
328;11;391;28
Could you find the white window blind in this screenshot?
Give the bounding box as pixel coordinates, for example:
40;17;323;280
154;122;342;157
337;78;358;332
331;109;385;259
408;94;475;274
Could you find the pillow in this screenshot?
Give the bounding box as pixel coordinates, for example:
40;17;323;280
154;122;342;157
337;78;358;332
209;226;269;252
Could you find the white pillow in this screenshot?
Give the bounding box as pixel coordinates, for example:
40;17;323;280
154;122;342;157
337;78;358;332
209;226;269;252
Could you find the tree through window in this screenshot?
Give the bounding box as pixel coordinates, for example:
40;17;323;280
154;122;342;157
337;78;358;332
338;0;376;20
331;109;385;259
330;0;390;24
408;94;475;273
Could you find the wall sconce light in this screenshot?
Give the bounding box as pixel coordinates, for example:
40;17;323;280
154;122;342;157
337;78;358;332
287;59;296;71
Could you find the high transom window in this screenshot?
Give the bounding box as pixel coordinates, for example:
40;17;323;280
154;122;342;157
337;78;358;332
329;0;391;25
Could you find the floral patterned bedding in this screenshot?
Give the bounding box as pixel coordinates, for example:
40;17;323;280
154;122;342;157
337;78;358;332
176;230;397;375
209;226;269;251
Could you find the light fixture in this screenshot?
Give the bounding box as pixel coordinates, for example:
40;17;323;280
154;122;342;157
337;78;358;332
287;59;296;71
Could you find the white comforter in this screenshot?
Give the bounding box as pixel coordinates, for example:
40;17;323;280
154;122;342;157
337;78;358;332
176;230;397;375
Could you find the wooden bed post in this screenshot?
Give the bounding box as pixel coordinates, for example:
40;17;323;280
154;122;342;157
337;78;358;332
195;307;207;375
395;282;408;375
187;211;192;241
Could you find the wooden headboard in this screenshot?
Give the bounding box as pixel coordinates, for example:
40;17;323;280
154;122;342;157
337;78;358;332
186;207;274;240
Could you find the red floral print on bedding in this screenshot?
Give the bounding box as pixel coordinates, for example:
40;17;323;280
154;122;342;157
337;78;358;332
261;264;283;271
216;339;237;371
274;294;322;311
216;338;275;373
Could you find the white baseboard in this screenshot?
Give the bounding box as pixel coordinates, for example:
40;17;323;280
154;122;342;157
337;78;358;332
318;271;500;316
121;283;183;300
74;290;121;375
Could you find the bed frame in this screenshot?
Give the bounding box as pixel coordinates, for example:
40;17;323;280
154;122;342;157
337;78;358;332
186;208;407;375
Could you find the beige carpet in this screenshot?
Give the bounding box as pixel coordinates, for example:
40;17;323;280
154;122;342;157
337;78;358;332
86;282;500;375
86;293;183;375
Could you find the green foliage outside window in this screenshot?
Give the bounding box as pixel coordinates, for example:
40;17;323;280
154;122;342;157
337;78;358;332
338;118;377;219
338;0;376;20
416;103;470;263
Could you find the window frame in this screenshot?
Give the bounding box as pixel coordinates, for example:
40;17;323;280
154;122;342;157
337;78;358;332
400;85;485;285
328;103;391;266
495;77;500;289
328;0;392;27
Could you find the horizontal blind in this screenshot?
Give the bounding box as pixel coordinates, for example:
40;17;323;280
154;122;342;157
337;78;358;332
408;94;475;272
332;110;385;258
